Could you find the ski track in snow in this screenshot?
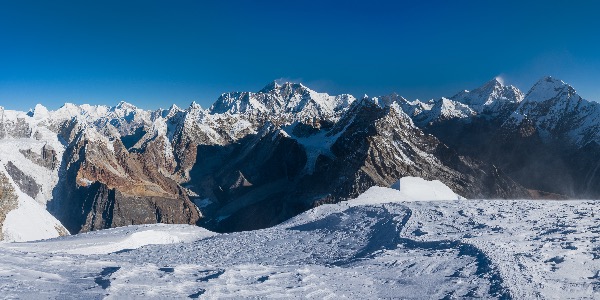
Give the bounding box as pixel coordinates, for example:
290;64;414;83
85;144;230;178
1;191;600;299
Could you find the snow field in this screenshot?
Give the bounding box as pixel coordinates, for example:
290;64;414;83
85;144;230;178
0;177;598;299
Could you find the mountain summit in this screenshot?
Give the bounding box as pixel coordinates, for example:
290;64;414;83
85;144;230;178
209;81;355;123
450;78;524;116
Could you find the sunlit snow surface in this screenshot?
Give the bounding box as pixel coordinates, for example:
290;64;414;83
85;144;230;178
1;186;600;299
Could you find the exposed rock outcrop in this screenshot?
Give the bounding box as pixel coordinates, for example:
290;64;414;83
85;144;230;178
5;161;40;199
50;122;201;234
0;171;19;240
19;145;58;170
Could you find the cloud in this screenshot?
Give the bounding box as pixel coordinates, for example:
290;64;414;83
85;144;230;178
274;77;304;85
495;74;506;85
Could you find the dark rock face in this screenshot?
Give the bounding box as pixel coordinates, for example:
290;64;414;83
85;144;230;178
41;145;58;169
189;126;309;232
317;101;528;201
59;182;199;233
0;171;19;240
19;145;58;170
489;123;600;198
48;120;200;234
5;161;40;199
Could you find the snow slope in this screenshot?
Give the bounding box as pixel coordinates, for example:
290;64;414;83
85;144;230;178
389;176;465;201
1;190;67;242
0;177;598;299
5;224;216;255
0;161;67;242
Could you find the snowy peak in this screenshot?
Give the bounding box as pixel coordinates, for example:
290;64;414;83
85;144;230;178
187;101;202;111
436;97;475;119
183;101;205;120
54;103;85;120
258;81;312;96
162;104;183;119
109;101;141;119
396;78;525;128
367;93;409;108
112;101;137;111
182;101;206;121
258;80;282;93
32;104;50;120
523;76;575;103
451;78;524;113
500;76;600;147
484;77;503;89
257;81;314;105
404;97;475;127
209;81;355;123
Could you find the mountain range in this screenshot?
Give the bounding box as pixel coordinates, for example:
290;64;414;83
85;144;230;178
0;76;597;240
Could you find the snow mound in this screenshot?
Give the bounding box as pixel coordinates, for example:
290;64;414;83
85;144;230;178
390;177;464;201
6;224;217;255
348;177;463;206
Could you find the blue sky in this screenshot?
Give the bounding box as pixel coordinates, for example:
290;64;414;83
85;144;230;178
1;0;600;111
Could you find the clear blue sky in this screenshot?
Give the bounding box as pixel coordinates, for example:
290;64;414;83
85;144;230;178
1;0;600;111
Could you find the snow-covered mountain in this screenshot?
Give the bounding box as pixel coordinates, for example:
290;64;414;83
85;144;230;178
0;177;597;298
408;76;600;198
210;81;355;124
451;78;524;116
389;78;523;128
2;77;600;240
503;76;600;146
0;107;69;241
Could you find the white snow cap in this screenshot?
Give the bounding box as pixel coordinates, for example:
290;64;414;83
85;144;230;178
524;76;571;103
33;104;50;120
